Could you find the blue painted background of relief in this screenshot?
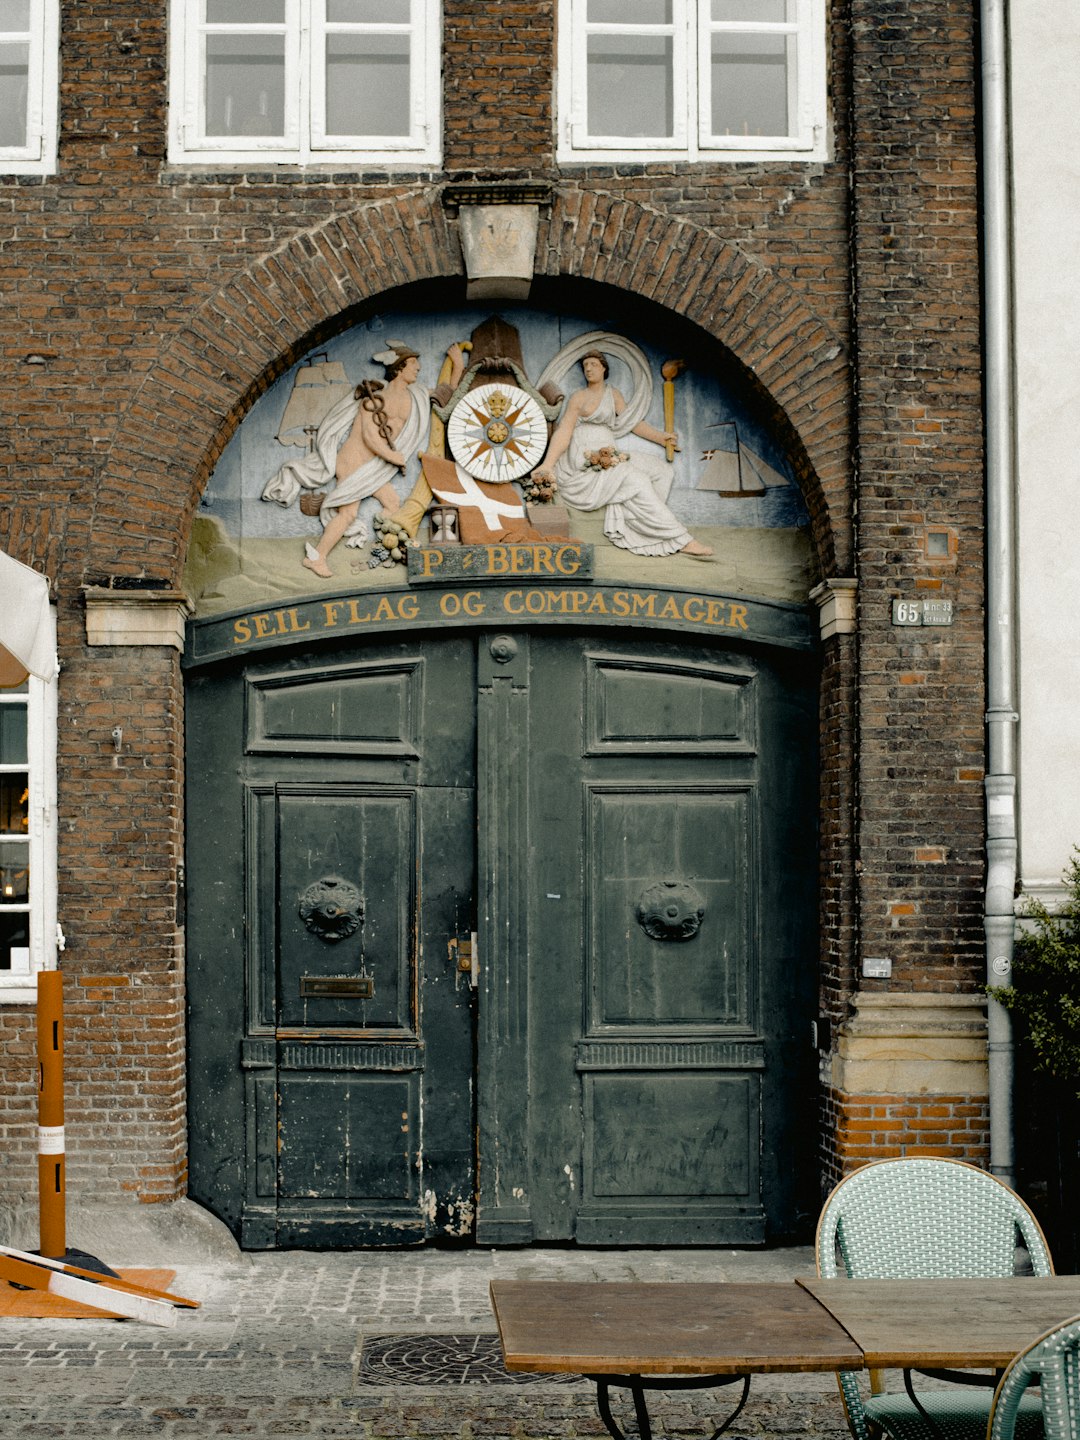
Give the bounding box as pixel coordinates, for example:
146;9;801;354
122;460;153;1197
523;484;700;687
198;305;810;541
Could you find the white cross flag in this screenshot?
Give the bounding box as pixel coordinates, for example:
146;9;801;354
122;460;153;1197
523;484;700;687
421;455;540;545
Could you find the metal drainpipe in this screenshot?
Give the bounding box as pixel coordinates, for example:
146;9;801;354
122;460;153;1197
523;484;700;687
980;0;1018;1185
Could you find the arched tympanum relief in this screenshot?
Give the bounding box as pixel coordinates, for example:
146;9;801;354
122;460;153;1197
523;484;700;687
186;304;812;620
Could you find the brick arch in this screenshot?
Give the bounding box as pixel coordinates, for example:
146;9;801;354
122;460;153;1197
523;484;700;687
89;188;850;582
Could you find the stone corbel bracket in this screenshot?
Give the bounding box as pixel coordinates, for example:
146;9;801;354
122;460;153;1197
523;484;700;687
810;577;857;641
83;588;193;650
443;183;553;302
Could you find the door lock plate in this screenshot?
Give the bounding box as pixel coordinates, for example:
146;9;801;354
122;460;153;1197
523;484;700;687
449;934;479;988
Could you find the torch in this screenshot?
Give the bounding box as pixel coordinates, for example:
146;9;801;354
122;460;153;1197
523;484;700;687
661;359;686;462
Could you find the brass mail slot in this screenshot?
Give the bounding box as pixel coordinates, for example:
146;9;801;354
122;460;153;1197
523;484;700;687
300;975;374;999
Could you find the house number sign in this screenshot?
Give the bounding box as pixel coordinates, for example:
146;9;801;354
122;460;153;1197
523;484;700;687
892;598;954;627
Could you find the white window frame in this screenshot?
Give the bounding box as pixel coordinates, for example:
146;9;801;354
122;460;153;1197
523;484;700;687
0;0;60;176
168;0;441;168
0;632;58;1006
557;0;828;165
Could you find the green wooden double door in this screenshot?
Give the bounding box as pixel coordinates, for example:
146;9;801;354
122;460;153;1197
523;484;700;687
186;627;818;1247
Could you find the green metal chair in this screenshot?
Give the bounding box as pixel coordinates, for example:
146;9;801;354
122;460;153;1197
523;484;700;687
988;1313;1080;1440
816;1157;1053;1440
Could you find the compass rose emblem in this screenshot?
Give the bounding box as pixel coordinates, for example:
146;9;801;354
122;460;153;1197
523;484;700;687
445;382;548;485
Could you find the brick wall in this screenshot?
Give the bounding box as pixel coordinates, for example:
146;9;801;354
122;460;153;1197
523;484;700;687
443;0;554;168
0;621;186;1205
831;1090;991;1172
0;0;992;1211
819;631;860;1028
849;0;987;1000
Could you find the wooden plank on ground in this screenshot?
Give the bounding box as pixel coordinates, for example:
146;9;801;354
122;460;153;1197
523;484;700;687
0;1252;176;1328
0;1243;198;1308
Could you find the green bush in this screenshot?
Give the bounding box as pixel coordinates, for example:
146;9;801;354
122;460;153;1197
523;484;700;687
988;850;1080;1093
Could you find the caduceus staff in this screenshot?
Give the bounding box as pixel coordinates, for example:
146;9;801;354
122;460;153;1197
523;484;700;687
355;380;405;473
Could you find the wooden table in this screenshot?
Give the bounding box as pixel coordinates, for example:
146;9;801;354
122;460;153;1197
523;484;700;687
491;1277;1080;1440
489;1280;864;1440
798;1277;1080;1370
800;1277;1080;1440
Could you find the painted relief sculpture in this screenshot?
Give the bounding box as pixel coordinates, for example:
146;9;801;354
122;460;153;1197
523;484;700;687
424;375;553;544
532;335;714;560
408;315;563;546
188;310;811;614
262;341;465;577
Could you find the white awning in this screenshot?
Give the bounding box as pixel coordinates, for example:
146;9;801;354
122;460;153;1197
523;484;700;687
0;549;57;682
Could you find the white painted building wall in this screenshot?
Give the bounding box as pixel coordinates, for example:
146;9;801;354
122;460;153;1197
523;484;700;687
1011;3;1080;906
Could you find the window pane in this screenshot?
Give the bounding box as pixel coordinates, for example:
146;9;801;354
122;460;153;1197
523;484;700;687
712;1;791;19
325;34;410;136
0;41;27;147
0;910;28;970
0;1;31;31
589;0;671;21
328;0;411;20
0;775;27;833
587;36;673;137
0;840;28;902
711;32;789;137
205;35;286;136
0;705;27;766
207;1;285;21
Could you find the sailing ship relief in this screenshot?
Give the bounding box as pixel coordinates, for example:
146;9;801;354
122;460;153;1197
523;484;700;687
698;422;789;498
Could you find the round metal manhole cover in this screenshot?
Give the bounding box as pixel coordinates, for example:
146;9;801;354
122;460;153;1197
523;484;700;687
358;1333;581;1386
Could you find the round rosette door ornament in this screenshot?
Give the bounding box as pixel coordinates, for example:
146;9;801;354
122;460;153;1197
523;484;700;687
299;876;364;942
446;383;548;485
635;878;707;943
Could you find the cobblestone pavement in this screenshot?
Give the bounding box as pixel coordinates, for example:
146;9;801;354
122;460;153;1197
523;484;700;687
0;1247;854;1439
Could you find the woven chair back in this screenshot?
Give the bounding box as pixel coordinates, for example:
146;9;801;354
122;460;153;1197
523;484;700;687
990;1312;1080;1440
817;1157;1053;1280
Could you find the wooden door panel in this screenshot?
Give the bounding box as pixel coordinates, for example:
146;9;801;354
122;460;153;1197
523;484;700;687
274;789;416;1034
588;787;752;1030
187;635;477;1248
247;659;423;758
277;1071;418;1202
584;1071;757;1196
585;654;756;754
577;1070;763;1244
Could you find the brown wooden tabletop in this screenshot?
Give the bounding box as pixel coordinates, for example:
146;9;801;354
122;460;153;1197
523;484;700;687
489;1280;865;1376
798;1277;1080;1370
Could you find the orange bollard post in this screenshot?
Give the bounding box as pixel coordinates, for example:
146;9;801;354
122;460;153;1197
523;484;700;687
36;969;66;1260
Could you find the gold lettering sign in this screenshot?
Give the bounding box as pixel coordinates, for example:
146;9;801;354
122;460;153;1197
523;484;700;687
407;542;592;584
228;587;754;650
499;590;750;629
218;586;778;659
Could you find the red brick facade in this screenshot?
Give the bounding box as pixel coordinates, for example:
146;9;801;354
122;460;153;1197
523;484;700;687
829;1091;991;1176
0;1;991;1221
